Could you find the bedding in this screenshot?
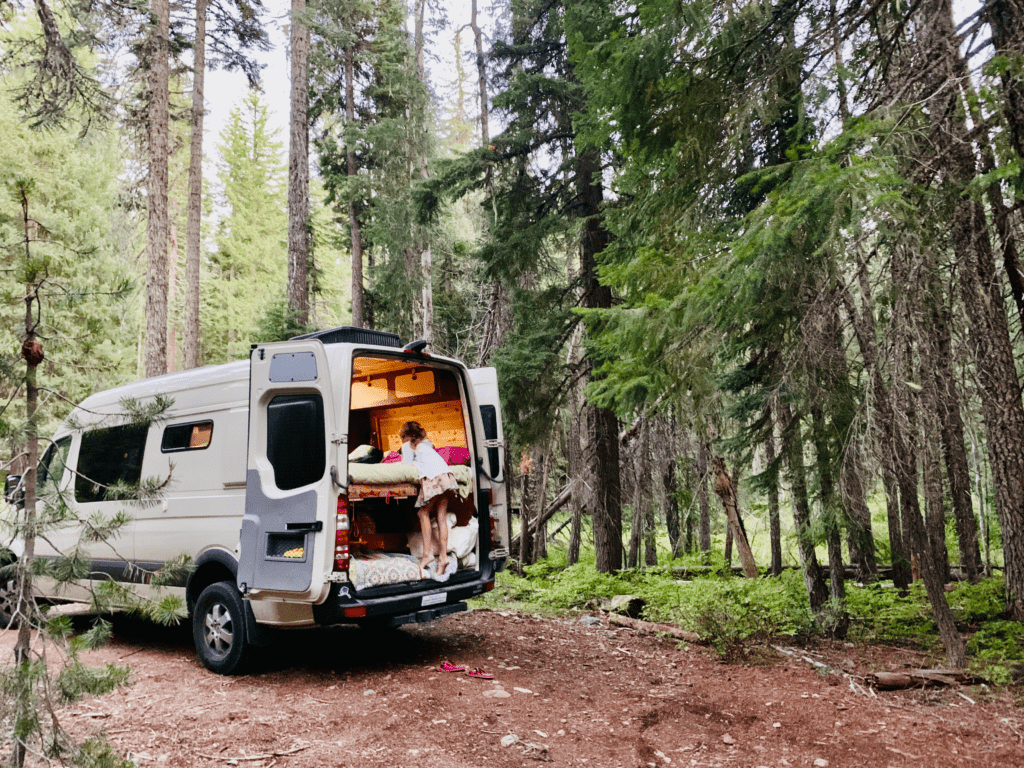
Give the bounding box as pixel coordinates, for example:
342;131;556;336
349;552;422;590
348;463;474;500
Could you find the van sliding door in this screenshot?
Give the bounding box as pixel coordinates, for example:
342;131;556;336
238;341;336;602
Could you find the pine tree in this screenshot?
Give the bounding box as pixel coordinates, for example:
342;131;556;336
206;90;288;362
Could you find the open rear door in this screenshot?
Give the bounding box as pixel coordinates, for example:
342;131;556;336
468;367;509;559
238;341;337;602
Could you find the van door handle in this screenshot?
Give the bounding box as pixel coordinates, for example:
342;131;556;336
285;521;323;533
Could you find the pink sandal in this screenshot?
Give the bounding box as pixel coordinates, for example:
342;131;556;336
465;668;493;679
438;660;467;673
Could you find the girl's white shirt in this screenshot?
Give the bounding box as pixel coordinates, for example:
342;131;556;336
401;439;450;479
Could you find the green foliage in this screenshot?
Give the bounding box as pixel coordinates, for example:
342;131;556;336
205;90;289;363
54;662;130;703
967;621;1024;685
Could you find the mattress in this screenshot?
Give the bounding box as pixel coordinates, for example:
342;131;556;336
348;463;474;500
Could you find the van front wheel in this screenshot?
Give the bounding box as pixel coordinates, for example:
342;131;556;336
193;582;250;675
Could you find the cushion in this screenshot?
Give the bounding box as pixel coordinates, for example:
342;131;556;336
382;451;402;463
437;446;471;466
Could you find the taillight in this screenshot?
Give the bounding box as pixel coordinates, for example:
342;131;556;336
334;495;350;572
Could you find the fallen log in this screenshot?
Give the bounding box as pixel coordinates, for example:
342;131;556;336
606;613;703;644
870;669;987;690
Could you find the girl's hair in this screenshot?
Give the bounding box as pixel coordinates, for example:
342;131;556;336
400;421;426;442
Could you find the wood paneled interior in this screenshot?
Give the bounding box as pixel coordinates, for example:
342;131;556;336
350;356;468;452
372;400;468;452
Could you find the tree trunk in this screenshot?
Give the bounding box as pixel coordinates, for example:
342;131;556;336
664;458;680;557
919;357;952;583
927;0;1024;620
144;0;170;378
345;45;364;329
713;458;758;577
765;416;783;576
567;393;583;566
928;299;981;581
778;400;829;614
183;0;206;370
578;149;621;573
696;437;711;554
287;0;310;325
13;190;42;768
167;220;178;372
410;0;433;344
840;437;877;582
839;281;913;590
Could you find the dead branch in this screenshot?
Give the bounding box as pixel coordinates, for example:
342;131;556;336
606;613;703;644
870;669;987;690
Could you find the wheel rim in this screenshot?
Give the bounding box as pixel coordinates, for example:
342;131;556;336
202;601;234;657
0;578;16;624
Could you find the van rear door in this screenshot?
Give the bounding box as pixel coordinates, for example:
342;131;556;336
468;367;509;559
238;341;337;603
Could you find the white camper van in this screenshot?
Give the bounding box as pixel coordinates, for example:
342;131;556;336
1;327;509;674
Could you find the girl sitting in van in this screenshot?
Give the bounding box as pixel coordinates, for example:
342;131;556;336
400;421;459;580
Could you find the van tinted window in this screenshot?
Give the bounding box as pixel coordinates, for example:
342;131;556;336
75;424;149;503
267;394;325;490
161;421;213;452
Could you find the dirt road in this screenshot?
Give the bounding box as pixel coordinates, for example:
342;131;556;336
3;608;1022;767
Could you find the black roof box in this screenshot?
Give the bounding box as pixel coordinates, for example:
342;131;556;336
290;326;402;348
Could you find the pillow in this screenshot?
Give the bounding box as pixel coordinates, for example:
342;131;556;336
382;451;402;464
436;446;471;466
349;444;383;464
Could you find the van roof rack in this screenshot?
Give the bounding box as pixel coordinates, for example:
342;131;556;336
290;326;402;348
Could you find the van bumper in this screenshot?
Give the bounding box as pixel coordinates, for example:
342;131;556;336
311;569;493;627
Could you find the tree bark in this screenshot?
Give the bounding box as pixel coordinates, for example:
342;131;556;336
13;189;42;768
928;296;980;580
778;400;829;614
144;0;170;378
578;149;622;573
287;0;310;325
713;457;758;577
926;0;1024;620
696;437;711;554
765;414;783;576
839;280;913;590
345;45;364;328
183;0;207;369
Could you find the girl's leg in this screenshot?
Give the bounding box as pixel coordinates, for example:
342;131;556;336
436;494;451;574
417;501;437;573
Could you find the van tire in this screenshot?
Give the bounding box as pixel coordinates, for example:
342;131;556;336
0;575;18;630
0;554;19;630
193;581;250;675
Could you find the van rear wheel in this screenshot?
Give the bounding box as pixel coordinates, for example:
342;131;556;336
0;554;19;630
193;582;251;675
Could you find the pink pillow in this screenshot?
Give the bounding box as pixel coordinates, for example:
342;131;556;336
382;451;402;463
436;446;471;466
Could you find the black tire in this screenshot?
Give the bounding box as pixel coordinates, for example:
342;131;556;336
192;581;251;675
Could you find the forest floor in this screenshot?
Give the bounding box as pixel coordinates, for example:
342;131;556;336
2;607;1023;768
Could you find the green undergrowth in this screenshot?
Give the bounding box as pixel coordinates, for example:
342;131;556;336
472;555;1023;682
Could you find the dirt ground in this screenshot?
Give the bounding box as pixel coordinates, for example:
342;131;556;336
3;608;1023;767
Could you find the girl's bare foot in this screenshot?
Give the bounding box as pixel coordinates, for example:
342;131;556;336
437;555;450;575
420;556;435;578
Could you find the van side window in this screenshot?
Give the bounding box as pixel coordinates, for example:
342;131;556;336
75;424;149;503
161;421;213;452
38;436;72;494
267;394;325;490
480;405;500;477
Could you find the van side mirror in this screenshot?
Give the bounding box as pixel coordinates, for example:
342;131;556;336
3;474;23;506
